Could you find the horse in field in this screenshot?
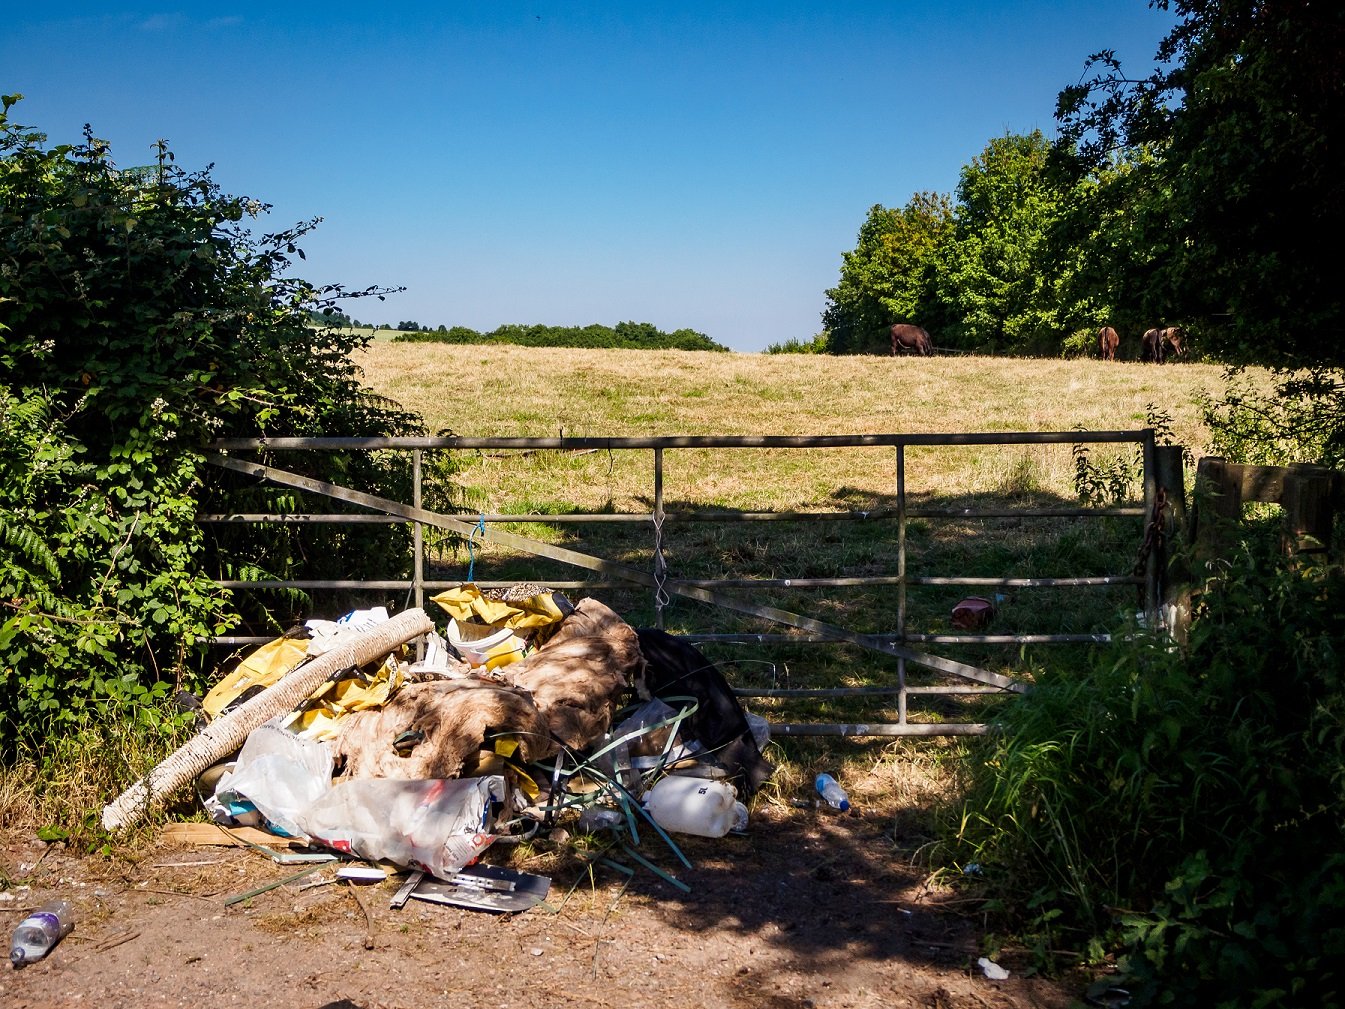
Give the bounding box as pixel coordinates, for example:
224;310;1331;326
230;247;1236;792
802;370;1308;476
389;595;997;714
889;323;933;356
1142;326;1186;363
1098;326;1120;361
1162;326;1186;360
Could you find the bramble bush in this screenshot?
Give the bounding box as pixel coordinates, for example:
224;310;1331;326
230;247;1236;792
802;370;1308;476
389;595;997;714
0;95;423;760
940;523;1345;1007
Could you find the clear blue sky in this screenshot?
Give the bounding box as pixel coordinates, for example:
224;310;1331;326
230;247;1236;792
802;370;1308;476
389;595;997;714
4;3;1175;352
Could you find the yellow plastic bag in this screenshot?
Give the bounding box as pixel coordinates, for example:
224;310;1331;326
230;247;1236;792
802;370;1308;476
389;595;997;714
201;636;311;719
430;584;570;635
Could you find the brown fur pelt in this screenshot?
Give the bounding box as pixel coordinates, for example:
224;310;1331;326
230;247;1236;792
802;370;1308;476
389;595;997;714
502;598;643;750
331;679;555;780
330;598;642;780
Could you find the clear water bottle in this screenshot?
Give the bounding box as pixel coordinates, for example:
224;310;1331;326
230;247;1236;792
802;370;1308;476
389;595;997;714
815;773;850;812
9;899;74;967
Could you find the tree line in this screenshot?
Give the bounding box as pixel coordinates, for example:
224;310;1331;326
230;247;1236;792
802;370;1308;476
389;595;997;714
392;320;728;352
812;0;1343;372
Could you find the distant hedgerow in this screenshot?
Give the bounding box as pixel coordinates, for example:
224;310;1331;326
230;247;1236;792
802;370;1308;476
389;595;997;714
393;320;730;352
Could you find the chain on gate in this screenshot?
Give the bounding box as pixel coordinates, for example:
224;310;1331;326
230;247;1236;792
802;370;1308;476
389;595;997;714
1132;485;1169;608
651;508;672;619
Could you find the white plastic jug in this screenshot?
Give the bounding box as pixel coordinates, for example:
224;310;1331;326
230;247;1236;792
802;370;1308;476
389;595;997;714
644;775;740;838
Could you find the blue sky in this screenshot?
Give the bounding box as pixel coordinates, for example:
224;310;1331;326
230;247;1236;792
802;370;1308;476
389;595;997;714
3;3;1175;352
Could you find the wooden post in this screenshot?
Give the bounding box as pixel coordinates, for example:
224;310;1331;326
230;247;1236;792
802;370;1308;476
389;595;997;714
1154;445;1190;642
1282;463;1335;559
1191;456;1243;563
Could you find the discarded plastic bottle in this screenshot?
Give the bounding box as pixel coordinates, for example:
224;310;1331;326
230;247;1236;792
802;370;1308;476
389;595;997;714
815;773;850;812
9;899;74;967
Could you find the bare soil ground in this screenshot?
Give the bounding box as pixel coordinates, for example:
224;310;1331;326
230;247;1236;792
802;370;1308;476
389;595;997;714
2;802;1082;1009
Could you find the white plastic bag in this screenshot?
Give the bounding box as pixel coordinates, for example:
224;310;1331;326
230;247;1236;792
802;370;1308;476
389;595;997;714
213;720;333;838
296;775;505;879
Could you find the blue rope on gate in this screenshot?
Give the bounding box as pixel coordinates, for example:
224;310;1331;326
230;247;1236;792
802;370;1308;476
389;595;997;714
466;513;486;582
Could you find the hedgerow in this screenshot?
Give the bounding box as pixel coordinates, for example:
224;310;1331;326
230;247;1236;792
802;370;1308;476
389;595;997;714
940;524;1345;1007
0;95;422;756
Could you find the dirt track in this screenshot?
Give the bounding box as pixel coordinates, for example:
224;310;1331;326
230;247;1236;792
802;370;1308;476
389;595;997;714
2;804;1079;1009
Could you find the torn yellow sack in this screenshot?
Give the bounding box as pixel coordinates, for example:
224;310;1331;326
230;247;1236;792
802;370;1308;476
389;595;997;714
430;584;570;634
281;657;406;740
201;636;311;719
201;633;405;739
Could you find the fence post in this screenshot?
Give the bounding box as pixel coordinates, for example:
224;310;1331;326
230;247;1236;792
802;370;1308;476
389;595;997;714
895;443;908;725
1153;444;1189;640
412;449;425;660
1141;430;1159;623
653;446;667;630
1191;456;1242;564
1282;463;1336;560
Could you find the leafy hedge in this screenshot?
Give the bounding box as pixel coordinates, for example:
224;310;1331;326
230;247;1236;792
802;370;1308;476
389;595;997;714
393;320;729;352
0;96;423;756
942;526;1345;1007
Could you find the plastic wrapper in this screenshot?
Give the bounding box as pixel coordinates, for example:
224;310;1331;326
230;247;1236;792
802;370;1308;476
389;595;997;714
297;775;506;879
212;720;333;837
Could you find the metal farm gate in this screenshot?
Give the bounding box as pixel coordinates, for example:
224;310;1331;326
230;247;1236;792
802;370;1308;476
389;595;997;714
201;430;1170;737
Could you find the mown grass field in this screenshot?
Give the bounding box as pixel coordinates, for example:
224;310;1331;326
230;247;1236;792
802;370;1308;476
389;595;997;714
353;342;1259;738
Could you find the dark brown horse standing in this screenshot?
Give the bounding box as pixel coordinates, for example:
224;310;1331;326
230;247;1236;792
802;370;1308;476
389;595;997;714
889;323;933;356
1142;326;1186;363
1098;326;1120;361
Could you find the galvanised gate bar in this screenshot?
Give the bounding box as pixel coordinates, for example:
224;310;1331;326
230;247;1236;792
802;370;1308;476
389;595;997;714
201;429;1168;737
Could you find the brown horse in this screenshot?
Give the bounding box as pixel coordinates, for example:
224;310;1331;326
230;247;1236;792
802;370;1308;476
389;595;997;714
1098;326;1120;361
1142;326;1185;363
889;323;933;356
1162;326;1186;360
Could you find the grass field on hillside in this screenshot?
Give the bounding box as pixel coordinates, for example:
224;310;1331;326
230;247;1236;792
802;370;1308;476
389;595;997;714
356;343;1242;497
344;344;1262;734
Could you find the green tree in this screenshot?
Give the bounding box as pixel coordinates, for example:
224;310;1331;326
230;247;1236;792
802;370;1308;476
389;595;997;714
1056;0;1345;365
1047;145;1177;350
934;131;1080;354
821;192;952;355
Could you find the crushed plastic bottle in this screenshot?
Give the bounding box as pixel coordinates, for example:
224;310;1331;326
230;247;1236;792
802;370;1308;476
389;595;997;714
814;773;850;812
576;807;625;833
9;899;74;967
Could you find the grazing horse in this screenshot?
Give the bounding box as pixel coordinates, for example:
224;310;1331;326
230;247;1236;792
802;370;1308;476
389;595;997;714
1143;326;1185;363
1098;326;1120;361
889;323;933;356
1162;326;1186;360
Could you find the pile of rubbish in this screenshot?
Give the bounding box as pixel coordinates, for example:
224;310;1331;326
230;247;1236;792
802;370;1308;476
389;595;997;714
101;586;775;909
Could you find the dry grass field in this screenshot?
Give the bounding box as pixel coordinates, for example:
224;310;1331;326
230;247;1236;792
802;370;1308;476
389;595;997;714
349;342;1262;730
354;341;1243;505
355;342;1233;439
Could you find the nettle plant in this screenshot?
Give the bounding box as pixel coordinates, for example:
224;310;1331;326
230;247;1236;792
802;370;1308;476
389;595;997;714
0;96;420;754
1071;404;1186;507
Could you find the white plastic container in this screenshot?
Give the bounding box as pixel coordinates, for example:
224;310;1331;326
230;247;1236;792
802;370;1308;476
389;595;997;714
643;775;741;838
446;619;526;670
